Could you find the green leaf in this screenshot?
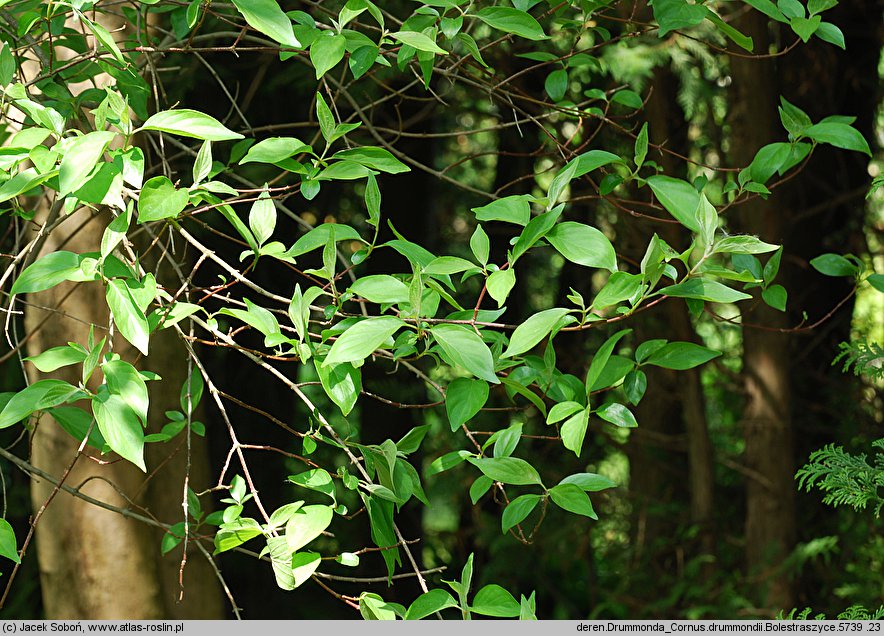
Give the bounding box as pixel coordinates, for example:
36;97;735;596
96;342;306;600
815;21;845;48
705;12;754;51
405;589;458;620
445;378;489;431
560;407;589;457
214;518;263;553
547;401;583;425
804;122;871;156
502;308;570;358
779;0;805;15
645;342;721;370
659;278;752;303
0;519;20;563
468;457;542;486
635;339;668;363
138;176;189;223
779;97;813;137
0;168;54;206
310;33;347;79
585;329;631;393
431;325;499;384
317;161;371;181
180;370;204;415
512;209;561;262
624;369;648;404
499;377;547;416
59;131;115;196
744;0;789;22
646;175;701;232
360;593;398;620
287;224;362;258
324;316;405;366
546;222;617;272
365;496;400;578
469;475;493;504
241;137;312;164
567;150;622;177
141;109;243;141
81;14;125;64
455;32;489;67
288;469;336;503
749;142;791;184
470;225;490;265
349;275;410;304
520;592;537;621
0;43;17;86
867;274;884;293
486;268;516;307
285;504;334;552
364;172;381;227
545;69;568;102
106;279;150;355
102;359;149;424
333;147;409;174
547;162;577;209
267;503;306;533
231;0;300;48
548;483;598;519
397;424;431;456
291;551;321;589
501;494;541;534
810;253;858;277
391;31;447;55
315;360;362;416
592;272;642;310
10;251;81;295
423;257;477;275
93;392;145;471
337;552;360;567
634;123;648;168
763;247;784;286
808;0;837;14
266;536;296;591
559;473;617;492
472;195;532;225
220;299;280;341
652;0;708;36
713;236;779;255
596;402;638;428
790;15;821;42
762;284;788;311
25;345;86;373
471;584;521;617
192;140;212;185
0;380;81;429
588;355;634;393
288;284;323;343
492;422;523;459
427;450;473;476
47;406;106;451
248;189;276;245
475;7;548;40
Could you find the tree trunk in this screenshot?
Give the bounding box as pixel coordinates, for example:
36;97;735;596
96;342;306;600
22;7;225;618
25;209;224;618
729;14;797;612
645;66;716;564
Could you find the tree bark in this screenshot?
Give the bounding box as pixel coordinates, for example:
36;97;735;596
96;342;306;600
24;209;224;618
645;66;716;564
21;6;225;618
729;14;797;612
